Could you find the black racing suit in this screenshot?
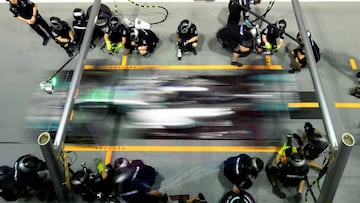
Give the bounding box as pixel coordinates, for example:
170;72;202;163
135;29;159;54
217;24;253;56
261;24;285;50
72;18;87;45
227;0;253;26
118;160;158;203
176;23;198;52
8;0;51;41
50;21;76;56
223;154;253;190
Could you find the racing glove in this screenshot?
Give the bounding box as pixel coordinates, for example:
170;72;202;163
265;42;272;50
105;40;112;51
275;44;281;51
114;43;123;53
97;161;106;173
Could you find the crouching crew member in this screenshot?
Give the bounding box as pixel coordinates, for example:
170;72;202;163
104;16;128;54
129;28;159;56
223;154;264;194
49;16;76;57
217;24;254;67
176;19;199;60
261;19;286;54
266;135;309;203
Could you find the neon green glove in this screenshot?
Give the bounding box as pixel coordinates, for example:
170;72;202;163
114;43;123;53
265;42;272;50
275;44;281;51
106;41;112;51
97;161;106;173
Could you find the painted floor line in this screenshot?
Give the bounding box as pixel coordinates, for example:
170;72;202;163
84;64;282;70
349;58;358;70
335;103;360;108
64;145;280;153
288;102;360;108
288;102;319;108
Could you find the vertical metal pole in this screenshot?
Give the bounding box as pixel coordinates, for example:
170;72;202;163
38;132;70;202
317;133;355;203
53;0;102;150
291;0;338;151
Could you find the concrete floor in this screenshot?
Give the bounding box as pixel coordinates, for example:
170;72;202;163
0;1;359;203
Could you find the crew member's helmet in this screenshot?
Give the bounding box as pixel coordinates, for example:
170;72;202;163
17;155;42;173
73;8;85;21
296;31;311;42
246;157;264;178
304;122;314;134
129;28;139;41
109;16;121;32
0;165;13;182
114;157;129;169
50;16;62;30
288;152;306;168
253;0;262;4
178;19;192;34
276;19;287;33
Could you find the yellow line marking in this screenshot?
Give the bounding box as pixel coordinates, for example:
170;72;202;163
84;64;282;70
287;102;360;108
349;58;357;70
121;56;127;67
69;110;74;121
288;102;319;108
64;145;280;153
265;55;272;67
335;103;360;108
105;149;112;165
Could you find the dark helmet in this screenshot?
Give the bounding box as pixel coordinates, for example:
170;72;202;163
288;152;306;168
253;0;262;4
73;8;85;21
304;122;314;133
109;16;120;32
0;165;13;182
246;157;264;178
296;31;311;42
50;16;62;30
276;19;286;33
17;155;42;173
178;19;192;34
129;28;139;41
114;157;129;169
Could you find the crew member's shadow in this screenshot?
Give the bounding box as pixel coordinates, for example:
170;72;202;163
217;163;234;203
208;36;232;58
152;171;165;190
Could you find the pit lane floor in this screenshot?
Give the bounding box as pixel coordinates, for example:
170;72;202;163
0;1;359;203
